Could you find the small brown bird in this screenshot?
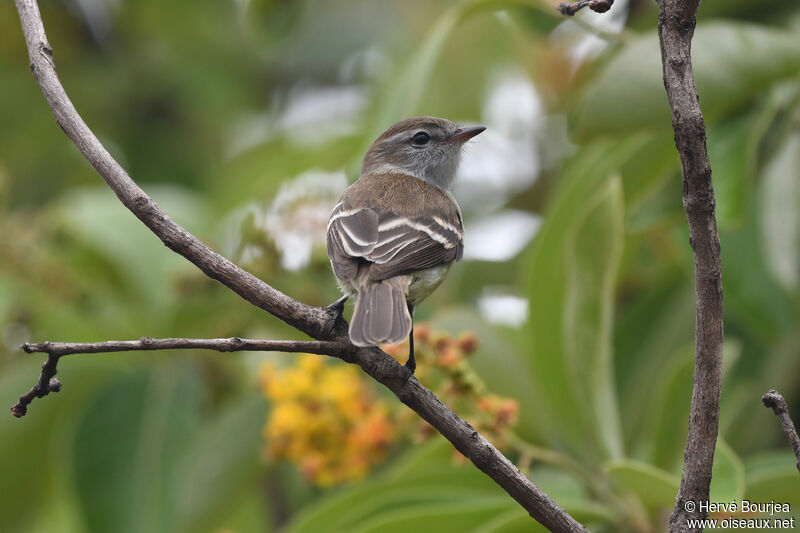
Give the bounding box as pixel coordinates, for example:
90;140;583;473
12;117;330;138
326;116;485;374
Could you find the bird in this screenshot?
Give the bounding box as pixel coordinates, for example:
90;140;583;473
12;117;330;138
326;116;485;374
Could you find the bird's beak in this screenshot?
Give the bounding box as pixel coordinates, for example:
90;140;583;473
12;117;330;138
442;125;486;145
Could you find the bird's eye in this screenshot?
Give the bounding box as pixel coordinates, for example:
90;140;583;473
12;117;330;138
411;131;430;146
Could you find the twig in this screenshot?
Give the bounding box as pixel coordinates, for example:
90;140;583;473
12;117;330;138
11;337;346;417
655;1;725;531
10;353;60;418
557;0;613;16
762;390;800;474
20;337;347;357
12;1;589;531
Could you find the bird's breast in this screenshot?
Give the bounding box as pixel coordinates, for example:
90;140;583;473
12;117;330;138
407;263;452;305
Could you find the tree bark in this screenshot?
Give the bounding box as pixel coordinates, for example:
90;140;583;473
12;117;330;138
656;1;725;531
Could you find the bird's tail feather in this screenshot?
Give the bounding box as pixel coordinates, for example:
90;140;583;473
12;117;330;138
349;279;411;347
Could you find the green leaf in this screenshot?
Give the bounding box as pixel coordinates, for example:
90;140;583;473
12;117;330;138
471;509;548;533
604;460;679;510
173;394;268;533
57;186;210;314
631;340;743;471
0;355;123;533
709;440;745;504
744;451;800;509
0;365;71;532
381;438;499;492
284;439;503;533
574;22;800;138
562;176;625;459
69;366;204;533
470;493;612;533
284;482;484;533
638;345;693;470
615;276;695;452
333;488;502;533
720;197;796;346
350;500;514;533
286;480;500;533
758;130;800;292
524;140;634;461
707;113;757;228
617;131;679;218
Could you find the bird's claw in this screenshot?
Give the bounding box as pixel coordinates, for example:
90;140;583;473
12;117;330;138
327;294;349;316
403;359;416;383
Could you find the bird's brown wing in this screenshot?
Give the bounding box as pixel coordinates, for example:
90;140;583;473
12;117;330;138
326;203;463;282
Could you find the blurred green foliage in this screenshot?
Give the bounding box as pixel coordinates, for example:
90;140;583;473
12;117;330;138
2;0;800;531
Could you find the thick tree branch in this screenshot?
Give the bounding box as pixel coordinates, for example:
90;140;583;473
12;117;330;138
762;390;800;474
656;1;724;531
12;1;589;531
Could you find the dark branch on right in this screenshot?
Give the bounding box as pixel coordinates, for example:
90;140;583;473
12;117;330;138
762;389;800;474
655;0;725;531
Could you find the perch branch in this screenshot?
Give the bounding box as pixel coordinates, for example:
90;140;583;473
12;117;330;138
762;390;800;474
656;1;725;531
12;1;589;531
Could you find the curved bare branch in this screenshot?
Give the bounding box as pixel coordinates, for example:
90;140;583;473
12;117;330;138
13;0;334;340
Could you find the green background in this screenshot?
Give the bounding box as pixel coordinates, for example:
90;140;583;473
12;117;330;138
2;0;800;531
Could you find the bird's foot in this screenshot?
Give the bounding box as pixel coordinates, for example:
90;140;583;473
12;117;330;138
403;353;416;383
327;294;349;317
402;363;415;383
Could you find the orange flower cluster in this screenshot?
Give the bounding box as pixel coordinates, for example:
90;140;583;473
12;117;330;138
384;325;519;450
259;355;394;487
259;325;520;486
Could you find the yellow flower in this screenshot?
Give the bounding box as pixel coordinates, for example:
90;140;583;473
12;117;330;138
259;355;395;486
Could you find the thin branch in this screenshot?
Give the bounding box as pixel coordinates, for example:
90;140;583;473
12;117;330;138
10;353;60;418
12;1;589;531
762;390;800;474
557;0;613;16
655;1;725;531
20;337;347;357
11;337;346;417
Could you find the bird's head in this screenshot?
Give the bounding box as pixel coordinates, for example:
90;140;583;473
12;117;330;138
361;116;485;191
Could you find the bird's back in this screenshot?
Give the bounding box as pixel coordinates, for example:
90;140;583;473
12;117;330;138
340;172;462;221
